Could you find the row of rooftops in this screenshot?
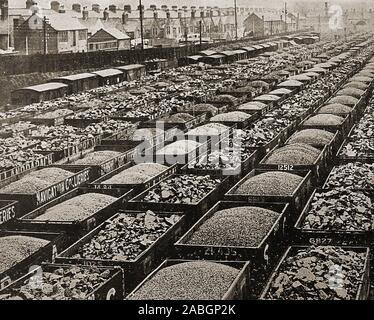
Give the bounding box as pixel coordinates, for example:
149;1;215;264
9;1;302;21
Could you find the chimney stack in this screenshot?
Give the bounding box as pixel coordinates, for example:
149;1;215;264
82;6;88;20
92;4;100;13
124;5;131;13
72;3;81;13
191;9;196;19
103;8;109;20
122;12;128;24
26;0;34;9
0;0;8;21
109;5;116;13
58;4;65;13
50;1;60;12
166;9;170;19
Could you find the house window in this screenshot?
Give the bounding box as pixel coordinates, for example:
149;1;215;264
58;31;68;42
79;30;86;40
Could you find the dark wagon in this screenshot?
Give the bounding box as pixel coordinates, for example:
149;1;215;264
11;83;69;105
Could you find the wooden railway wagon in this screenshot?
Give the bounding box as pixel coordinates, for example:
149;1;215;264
91;69;124;86
50;73;99;94
115;64;146;81
11;83;69;105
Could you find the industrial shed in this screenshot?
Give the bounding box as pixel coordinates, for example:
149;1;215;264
11;82;69;105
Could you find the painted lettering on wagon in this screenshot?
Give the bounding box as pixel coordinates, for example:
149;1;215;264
0;205;16;224
36;169;90;205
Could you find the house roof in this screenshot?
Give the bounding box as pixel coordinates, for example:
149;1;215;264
99;27;130;40
48;13;87;31
9;8;55;17
79;17;105;35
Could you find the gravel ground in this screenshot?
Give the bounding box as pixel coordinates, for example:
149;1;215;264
318;104;353;114
186;123;229;136
141;175;221;204
264;143;321;165
35;193;117;222
329;95;359;106
340;140;374;158
187;206;280;247
0;266;113;300
132;128;165;142
0;236;50;274
304;114;345;126
182;104;218;115
0;150;50;172
156;140;201;156
265;246;367;300
101;163;168;185
210;111;251;122
129;261;240;300
160;113;195;123
302;189;372;231
75;211;180;261
287;129;334;146
35;109;73;119
324;163;374;190
0;167;74;194
73;151;122;165
235;171;303;196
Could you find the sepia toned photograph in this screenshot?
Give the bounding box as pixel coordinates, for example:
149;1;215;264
0;0;372;306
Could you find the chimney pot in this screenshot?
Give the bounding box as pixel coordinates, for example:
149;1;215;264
72;3;81;13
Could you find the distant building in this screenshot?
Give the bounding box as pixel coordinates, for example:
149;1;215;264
88;27;130;51
0;0;9;49
243;11;300;37
14;6;88;54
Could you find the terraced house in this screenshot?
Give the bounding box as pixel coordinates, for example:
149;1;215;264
14;5;88;54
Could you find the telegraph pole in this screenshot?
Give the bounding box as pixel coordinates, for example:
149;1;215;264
184;11;188;44
284;2;288;33
43;16;48;55
199;20;202;48
234;0;238;40
6;2;9;50
139;0;144;50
